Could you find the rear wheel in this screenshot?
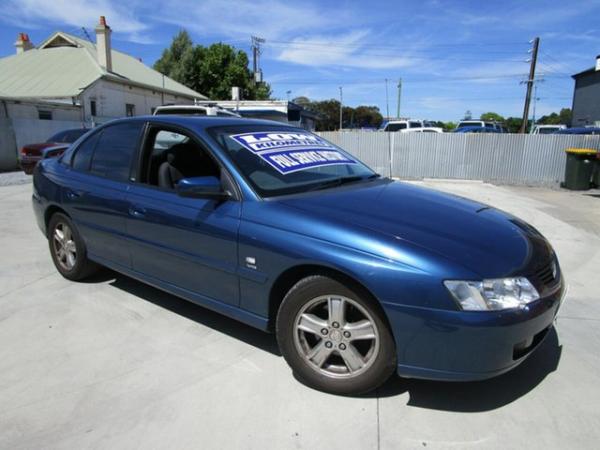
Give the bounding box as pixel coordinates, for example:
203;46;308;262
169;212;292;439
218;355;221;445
48;213;99;281
276;275;396;395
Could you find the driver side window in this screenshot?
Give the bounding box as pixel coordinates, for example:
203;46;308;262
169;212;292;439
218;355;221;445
142;128;220;191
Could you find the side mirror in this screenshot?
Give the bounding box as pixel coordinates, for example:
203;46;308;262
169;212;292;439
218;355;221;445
175;176;231;200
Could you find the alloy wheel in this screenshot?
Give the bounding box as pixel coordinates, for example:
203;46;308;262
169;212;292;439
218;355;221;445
293;295;380;378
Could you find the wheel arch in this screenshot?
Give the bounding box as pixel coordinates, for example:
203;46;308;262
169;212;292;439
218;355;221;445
267;264;391;333
44;204;69;236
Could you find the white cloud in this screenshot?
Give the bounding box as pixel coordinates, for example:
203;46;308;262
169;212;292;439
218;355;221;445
0;0;151;43
152;0;335;40
276;31;419;69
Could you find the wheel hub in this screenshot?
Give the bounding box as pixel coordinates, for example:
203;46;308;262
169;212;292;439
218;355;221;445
293;295;380;379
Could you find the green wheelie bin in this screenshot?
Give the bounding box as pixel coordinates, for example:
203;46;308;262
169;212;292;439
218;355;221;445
592;152;600;188
563;148;597;190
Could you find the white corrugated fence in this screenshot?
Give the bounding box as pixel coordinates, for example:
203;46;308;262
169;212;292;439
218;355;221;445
318;131;600;185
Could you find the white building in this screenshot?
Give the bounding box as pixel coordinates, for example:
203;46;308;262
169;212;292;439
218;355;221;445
0;17;206;170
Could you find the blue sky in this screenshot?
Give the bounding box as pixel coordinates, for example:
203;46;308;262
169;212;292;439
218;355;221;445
0;0;598;121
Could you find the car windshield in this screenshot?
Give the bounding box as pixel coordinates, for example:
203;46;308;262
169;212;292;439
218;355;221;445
209;125;377;197
538;127;557;134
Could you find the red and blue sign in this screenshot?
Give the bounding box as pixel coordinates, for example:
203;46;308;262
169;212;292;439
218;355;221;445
231;131;357;174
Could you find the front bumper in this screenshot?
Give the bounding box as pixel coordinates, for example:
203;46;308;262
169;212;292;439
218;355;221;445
384;278;565;381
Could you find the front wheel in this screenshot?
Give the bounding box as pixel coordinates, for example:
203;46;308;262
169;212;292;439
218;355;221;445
276;275;397;395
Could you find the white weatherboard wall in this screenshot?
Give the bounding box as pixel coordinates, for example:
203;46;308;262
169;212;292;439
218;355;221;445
81;79;194;123
318;132;600;186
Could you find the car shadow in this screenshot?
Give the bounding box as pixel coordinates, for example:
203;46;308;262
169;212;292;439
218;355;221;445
86;269;281;357
86;269;561;411
374;326;562;412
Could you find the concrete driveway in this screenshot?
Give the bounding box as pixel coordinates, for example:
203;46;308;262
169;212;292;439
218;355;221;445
1;176;599;449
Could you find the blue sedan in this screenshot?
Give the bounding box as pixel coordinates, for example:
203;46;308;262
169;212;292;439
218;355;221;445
32;116;565;394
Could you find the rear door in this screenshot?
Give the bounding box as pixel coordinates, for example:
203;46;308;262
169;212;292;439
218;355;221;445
63;121;144;268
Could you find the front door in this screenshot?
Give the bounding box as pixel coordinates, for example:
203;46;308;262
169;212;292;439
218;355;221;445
125;127;241;306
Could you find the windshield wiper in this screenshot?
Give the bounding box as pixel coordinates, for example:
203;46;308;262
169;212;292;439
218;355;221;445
307;174;378;192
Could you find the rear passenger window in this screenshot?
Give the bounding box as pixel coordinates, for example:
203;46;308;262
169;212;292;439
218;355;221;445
90;122;144;181
72;131;101;172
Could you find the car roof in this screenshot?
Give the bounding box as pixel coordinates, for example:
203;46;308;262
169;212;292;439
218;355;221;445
454;125;485;131
97;115;298;131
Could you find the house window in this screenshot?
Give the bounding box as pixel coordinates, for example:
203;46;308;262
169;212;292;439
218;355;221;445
90;100;97;117
126;103;135;117
38;110;53;120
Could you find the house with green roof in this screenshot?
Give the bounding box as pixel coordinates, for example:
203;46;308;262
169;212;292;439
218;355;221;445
0;16;206;170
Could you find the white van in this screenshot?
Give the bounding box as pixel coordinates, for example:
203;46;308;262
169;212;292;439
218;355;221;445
382;119;427;132
531;124;566;134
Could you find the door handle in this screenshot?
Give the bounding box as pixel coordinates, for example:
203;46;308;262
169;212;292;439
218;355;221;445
128;206;147;218
66;190;83;199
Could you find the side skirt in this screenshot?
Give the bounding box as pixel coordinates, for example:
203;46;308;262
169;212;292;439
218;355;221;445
88;253;271;332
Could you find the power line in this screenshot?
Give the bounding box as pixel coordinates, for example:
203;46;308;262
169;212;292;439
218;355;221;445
268;73;541;85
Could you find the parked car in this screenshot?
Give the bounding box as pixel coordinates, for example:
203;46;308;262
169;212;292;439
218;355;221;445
380;119;426;132
532;124;566;134
404;127;444;133
456;120;504;132
19;128;89;174
32;116;565;395
554;127;600;135
154;104;241;117
453;126;501;133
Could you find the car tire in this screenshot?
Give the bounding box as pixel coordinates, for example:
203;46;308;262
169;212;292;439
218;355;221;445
48;212;99;281
276;275;397;395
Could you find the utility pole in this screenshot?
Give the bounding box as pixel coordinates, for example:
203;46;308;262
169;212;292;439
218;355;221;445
339;86;343;130
520;37;540;133
251;36;265;85
385;78;390;119
396;78;402;119
531;77;545;132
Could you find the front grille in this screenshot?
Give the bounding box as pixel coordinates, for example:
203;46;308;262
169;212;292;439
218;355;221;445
536;262;556;285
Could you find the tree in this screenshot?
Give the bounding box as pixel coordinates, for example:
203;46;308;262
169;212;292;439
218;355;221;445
441;121;457;132
294;98;384;131
538;108;572;126
480;112;505;122
154;31;271;100
559;108;572;126
504;117;523;133
351;106;384;128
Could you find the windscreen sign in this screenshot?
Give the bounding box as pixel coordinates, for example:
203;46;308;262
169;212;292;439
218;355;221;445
230;131;357;174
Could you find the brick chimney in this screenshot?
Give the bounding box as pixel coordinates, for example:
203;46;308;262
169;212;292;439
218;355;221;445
95;16;112;72
14;33;34;54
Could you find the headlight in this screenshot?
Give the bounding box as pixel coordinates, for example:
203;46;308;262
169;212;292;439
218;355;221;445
444;277;540;311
